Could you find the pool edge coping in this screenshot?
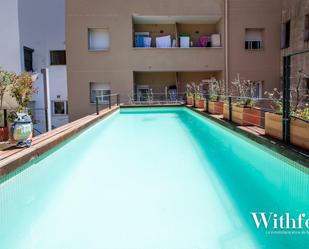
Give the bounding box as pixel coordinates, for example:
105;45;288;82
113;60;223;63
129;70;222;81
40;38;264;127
0;106;119;178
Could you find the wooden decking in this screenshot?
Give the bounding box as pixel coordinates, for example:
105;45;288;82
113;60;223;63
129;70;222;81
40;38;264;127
0;106;119;178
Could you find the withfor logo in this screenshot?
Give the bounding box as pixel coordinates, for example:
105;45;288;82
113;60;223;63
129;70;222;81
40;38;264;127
251;212;309;234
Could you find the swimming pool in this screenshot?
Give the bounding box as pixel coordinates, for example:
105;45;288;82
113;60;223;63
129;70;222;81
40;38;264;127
0;107;308;249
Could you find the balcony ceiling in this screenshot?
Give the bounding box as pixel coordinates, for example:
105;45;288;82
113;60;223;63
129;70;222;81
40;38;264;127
133;15;222;25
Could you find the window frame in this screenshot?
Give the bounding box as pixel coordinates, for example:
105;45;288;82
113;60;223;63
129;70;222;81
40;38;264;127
281;20;291;49
244;28;264;50
89;82;111;104
88;28;110;51
52;100;68;116
23;46;34;72
50;50;66;65
253;81;263;99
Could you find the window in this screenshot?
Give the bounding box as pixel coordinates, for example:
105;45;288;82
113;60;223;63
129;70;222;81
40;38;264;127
251;81;263;98
52;101;68;115
88;28;110;50
89;82;111;103
24;46;34;72
50;50;66;65
281;20;290;49
305;14;309;42
245;29;264;50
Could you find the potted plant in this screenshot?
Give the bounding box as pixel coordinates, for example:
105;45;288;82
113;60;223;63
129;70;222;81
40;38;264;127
8;72;37;144
0;68;15;141
186;83;194;105
223;74;262;126
186;82;206;108
194;83;206;109
265;71;309;150
206;78;225;114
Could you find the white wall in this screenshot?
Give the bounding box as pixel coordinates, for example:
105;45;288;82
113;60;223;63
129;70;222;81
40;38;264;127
0;0;22;72
17;0;67;132
49;66;68;128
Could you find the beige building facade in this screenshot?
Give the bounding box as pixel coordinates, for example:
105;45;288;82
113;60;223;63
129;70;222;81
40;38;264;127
66;0;282;121
281;0;309;90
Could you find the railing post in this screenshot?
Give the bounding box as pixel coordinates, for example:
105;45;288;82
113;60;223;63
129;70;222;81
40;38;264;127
228;96;232;122
117;94;120;106
3;109;7;127
283;55;291;143
96;96;99;115
108;95;111;109
205;95;209;113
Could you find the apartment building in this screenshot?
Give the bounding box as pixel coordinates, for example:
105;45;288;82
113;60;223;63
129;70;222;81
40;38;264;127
66;0;282;121
0;0;68;133
281;0;309;90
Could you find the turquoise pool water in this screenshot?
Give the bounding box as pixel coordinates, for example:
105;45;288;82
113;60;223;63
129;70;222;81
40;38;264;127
0;107;308;249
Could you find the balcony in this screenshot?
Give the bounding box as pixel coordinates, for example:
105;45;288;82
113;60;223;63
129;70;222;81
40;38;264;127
132;15;223;49
131;47;224;72
133;71;223;96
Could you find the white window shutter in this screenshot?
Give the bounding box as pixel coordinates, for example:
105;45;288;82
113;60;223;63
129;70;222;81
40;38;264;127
89;29;110;50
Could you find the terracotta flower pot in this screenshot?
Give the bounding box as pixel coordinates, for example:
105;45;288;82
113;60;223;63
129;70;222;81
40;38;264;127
265;112;309;150
223;104;262;126
195;99;205;109
187;97;193;105
0;127;9;142
208;101;224;114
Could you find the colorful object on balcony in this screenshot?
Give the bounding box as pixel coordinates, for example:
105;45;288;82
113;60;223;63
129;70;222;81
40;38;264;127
198;36;209;47
143;37;152;48
11;113;33;147
211;34;221;47
135;35;146;47
156;35;171;48
180;36;190;48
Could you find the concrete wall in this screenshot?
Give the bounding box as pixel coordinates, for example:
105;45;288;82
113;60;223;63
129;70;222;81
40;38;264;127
49;66;69;128
227;0;282;94
0;0;22;73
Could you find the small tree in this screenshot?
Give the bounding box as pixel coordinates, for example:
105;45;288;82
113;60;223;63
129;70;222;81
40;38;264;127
231;74;258;108
264;88;283;114
186;82;205;100
206;77;225;101
10;72;37;113
0;68;15;110
291;70;308;113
